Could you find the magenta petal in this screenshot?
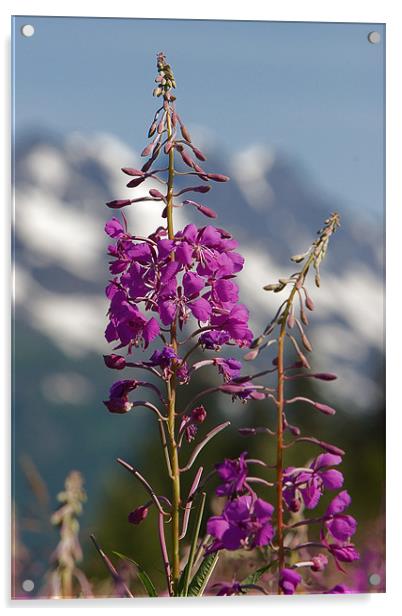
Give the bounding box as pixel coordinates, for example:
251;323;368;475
321;469;344;490
159;300;177;325
253;498;274;520
183;272;205;297
175;242;193;265
207;516;230;540
143;317;160;347
254;522;274;546
326;490;351;516
188;297;212;321
327;515;357;541
221;526;246;550
312;453;342;470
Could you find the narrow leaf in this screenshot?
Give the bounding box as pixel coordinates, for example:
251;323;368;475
179;491;206;596
241;562;274;586
187;552;219;596
112;551;157;597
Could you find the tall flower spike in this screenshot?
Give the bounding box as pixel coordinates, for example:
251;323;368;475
239;213;357;594
102;53;259;597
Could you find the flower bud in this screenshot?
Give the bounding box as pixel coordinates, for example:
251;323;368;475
141;143;154;157
128;505;149;525
106;199;133;209
191;405;207;423
121;168;145;177
180;124;192;142
311;554;328;572
149;188;164;199
192;147;207;161
103;354;126;370
205;173;230;182
244;348;259;361
305;291;315;311
180;149;195;168
127;176;147;188
193;185;211;193
147;121;157;137
287;312;295;328
301;332;313;352
313;402;336;415
198;205;217;218
311;372;337;381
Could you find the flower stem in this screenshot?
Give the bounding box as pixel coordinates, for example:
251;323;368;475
273;214;340;593
166;108;181;594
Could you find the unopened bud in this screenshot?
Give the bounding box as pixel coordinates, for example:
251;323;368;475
244;348;259;361
287;312;295;328
311;554;328;572
205;173;230;182
106;199;133;209
148;121;157;137
180;124;192;142
103;354;126;370
313;402;336;415
121;168;145;177
192;147;207;161
311;372;337;381
128;505;149;525
149;188;164;199
305;292;315;311
191;405;207;423
141;143;154;157
301;333;313;353
180;149;195;168
127;176;147;188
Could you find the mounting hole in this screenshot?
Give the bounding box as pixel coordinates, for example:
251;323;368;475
368;31;381;44
369;573;381;586
21;24;35;38
22;579;34;592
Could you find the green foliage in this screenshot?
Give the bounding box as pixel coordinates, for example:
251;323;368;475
187;553;220;597
112;551;157;597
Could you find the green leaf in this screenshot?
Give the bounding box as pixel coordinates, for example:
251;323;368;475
187;552;219;597
241;562;273;586
112;551;157;597
178;491;206;596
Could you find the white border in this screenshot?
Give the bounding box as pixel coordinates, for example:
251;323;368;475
2;1;400;614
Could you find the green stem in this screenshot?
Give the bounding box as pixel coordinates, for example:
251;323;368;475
274;215;339;593
166;108;181;594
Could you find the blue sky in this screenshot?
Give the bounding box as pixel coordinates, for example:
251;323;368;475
12;16;384;220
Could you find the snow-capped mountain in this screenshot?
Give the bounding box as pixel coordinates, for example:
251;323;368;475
13;131;384;410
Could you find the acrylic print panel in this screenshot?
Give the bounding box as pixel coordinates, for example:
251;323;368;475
12;16;385;599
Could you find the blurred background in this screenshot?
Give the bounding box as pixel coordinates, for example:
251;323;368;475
12;17;385;597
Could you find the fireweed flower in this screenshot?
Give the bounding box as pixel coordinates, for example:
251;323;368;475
103;379;139;414
279;569;302;595
215;451;248;496
179;405;207;443
322;491;358;548
283;453;344;511
207;495;275;553
213;582;244;596
104;223;253;352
